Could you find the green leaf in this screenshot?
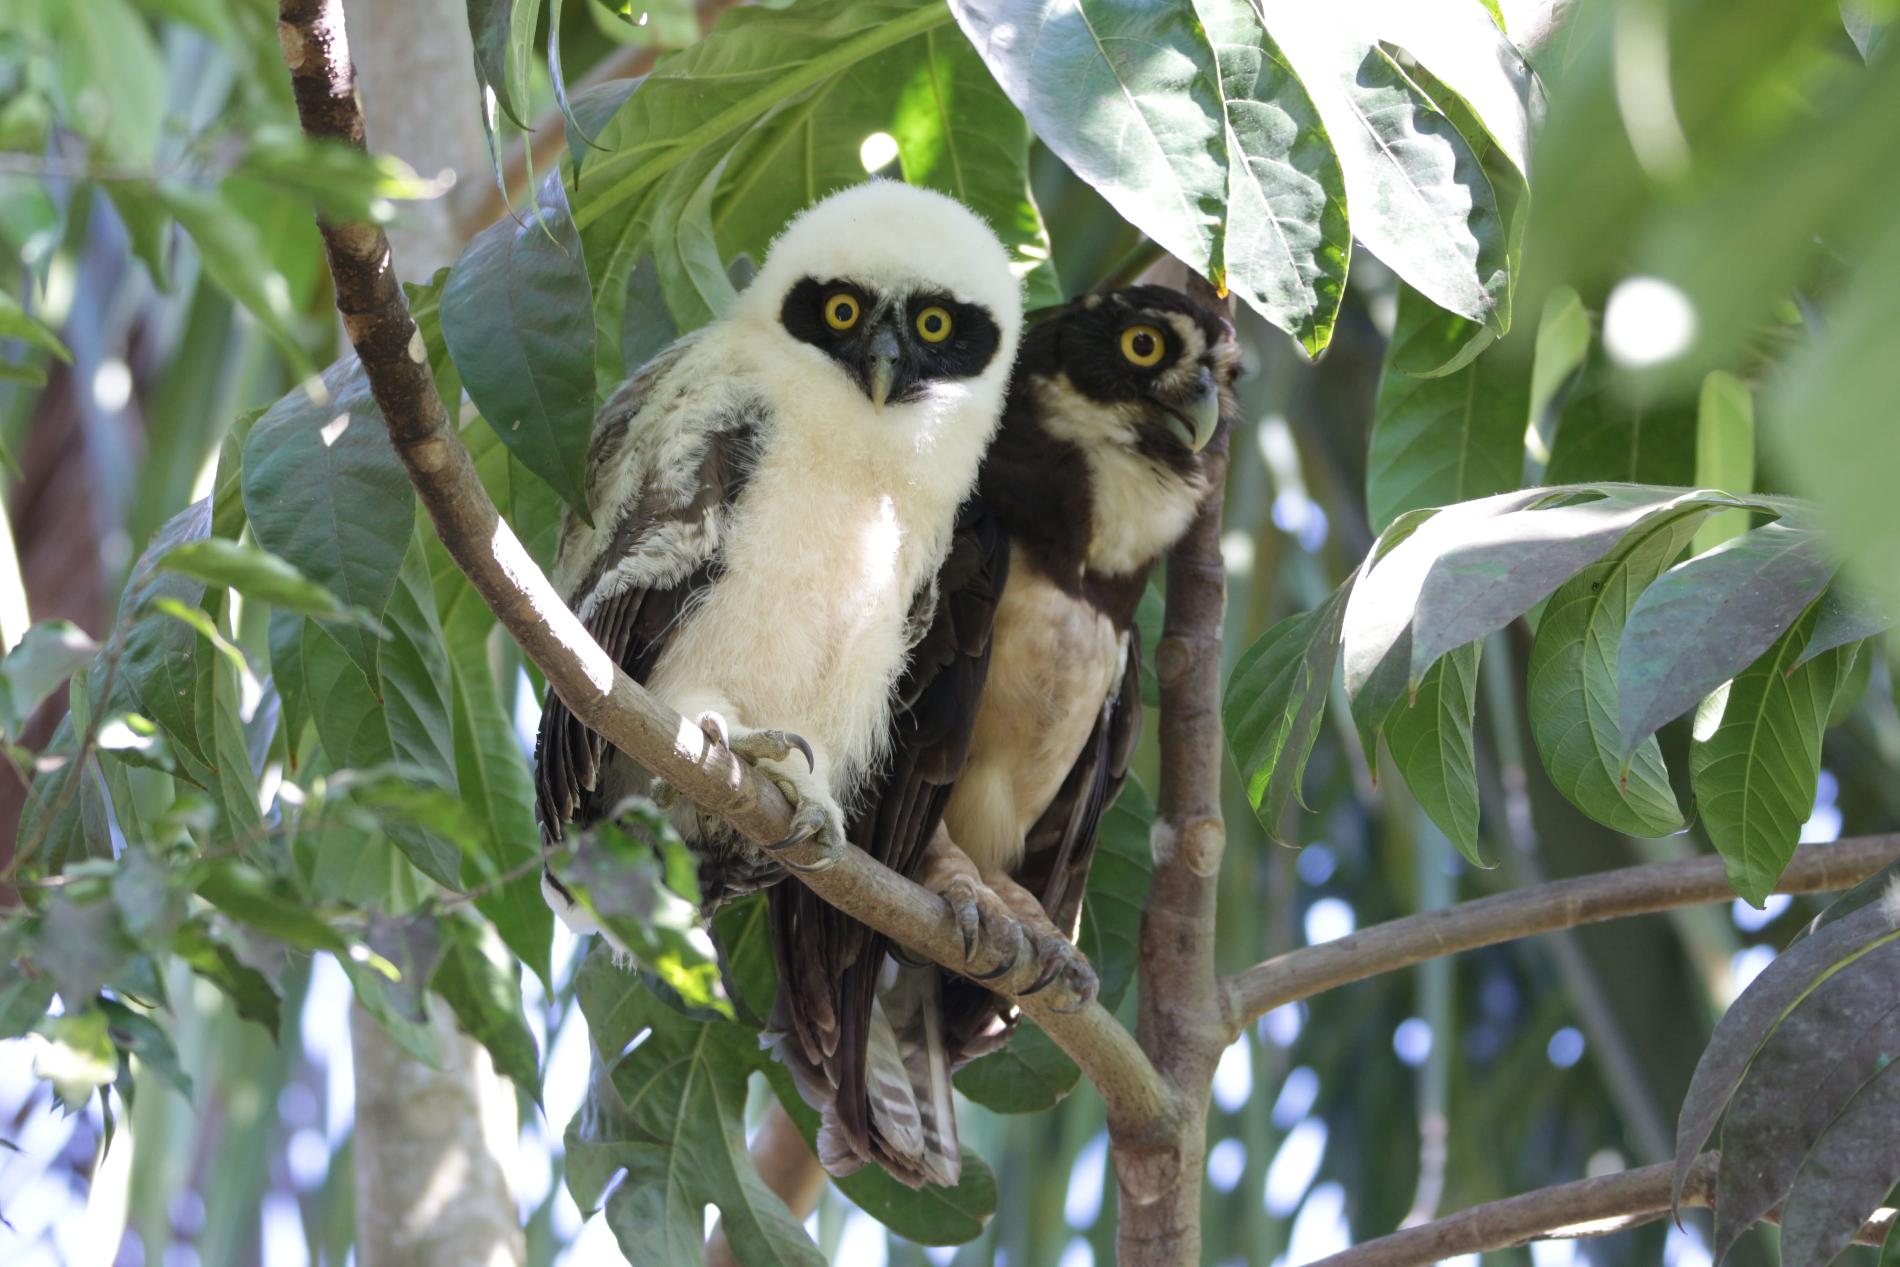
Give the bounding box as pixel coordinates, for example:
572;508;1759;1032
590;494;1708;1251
1618;519;1835;759
244;360;415;682
158;538;349;619
45;0;166;166
467;0;540;129
158;184;313;373
953;1024;1081;1114
945;0;1226;291
1366;284;1531;531
1692;370;1755;556
1383;641;1487;866
1691;607;1851;906
1258;0;1509;330
38;893;134;1009
1224;581;1349;841
1189;0;1350;355
569;947;824;1266
555;805;727;1014
0;290;70;363
1795;587;1892;670
432;913;541;1103
1527;510;1703;838
443;170;598;519
194;860;367;961
34;1011;119;1112
1371;0;1541;182
1527;285;1590;445
1544;369;1697;487
100;997;193;1099
0;620;97;739
111;501;217;769
172;920;282;1036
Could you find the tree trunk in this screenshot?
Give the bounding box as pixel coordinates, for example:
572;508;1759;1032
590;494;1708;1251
334;4;523;1265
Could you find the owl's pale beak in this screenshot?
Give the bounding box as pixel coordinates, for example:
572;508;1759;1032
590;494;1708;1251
1158;365;1221;453
866;323;902;411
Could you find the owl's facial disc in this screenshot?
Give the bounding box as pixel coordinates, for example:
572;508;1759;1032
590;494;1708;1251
780;276;1002;411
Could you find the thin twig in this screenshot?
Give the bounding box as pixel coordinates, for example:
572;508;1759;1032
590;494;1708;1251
1303;1154;1895;1267
1223;834;1900;1031
273;0;1171;1129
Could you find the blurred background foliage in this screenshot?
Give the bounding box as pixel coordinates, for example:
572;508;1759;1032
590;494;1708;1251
0;0;1897;1264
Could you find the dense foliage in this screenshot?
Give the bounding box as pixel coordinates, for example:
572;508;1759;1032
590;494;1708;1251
1;0;1897;1264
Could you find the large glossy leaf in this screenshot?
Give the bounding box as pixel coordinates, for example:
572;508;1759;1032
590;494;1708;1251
443;171;598;519
1691;609;1852;906
1365;285;1531;532
1367;0;1541;181
1189;0;1349;354
569;946;824;1266
1692;370;1755;556
1382;641;1486;866
1712;939;1900;1262
1618;519;1835;759
1224;581;1349;841
950;0;1226;290
243;360;414;681
1258;0;1509;329
1674;899;1900;1211
1527;510;1703;838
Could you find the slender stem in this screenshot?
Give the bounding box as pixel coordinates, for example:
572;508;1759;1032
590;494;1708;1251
1302;1154;1894;1267
273;0;1169;1133
1223;835;1900;1031
1118;265;1233;1267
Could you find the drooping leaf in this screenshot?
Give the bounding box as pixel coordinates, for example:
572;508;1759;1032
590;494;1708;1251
158;184;313;373
467;0;539;130
0;620;97;739
950;0;1226;290
1365;284;1531;531
1189;0;1349;354
244;360;415;681
1619;519;1835;759
443;170;598;519
0;290;71;364
1527;510;1704;837
1691;608;1852;906
1258;0;1509;329
1526;285;1591;445
1383;641;1486;866
171;920;282;1036
1692;370;1756;556
1224;581;1350;840
1794;587;1893;670
1779;1058;1900;1267
1712;939;1900;1262
432;913;541;1103
1371;0;1542;181
1673;899;1900;1211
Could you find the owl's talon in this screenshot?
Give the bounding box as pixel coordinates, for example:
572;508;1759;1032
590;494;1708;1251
1017;927;1098;1014
757;770;845;874
728;727;817;774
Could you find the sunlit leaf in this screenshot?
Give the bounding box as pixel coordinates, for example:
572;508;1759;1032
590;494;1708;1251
1692;370;1755;556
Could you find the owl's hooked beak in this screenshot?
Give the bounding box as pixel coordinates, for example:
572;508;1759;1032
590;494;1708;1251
1156;364;1221;453
865;320;903;412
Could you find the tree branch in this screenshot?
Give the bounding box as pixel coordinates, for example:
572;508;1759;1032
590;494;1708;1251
1303;1154;1895;1267
1224;835;1900;1031
274;0;1170;1132
1116;265;1232;1266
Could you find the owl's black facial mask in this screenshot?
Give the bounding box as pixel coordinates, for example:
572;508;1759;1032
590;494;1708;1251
780;277;1003;409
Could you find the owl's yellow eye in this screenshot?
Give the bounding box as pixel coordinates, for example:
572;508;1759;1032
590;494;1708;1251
1120;324;1165;367
824;293;860;331
915;306;953;343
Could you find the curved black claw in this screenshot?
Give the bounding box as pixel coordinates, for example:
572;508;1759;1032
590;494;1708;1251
764;819;819;853
966;944;1019;982
786;732;815;773
1017;958;1066;998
